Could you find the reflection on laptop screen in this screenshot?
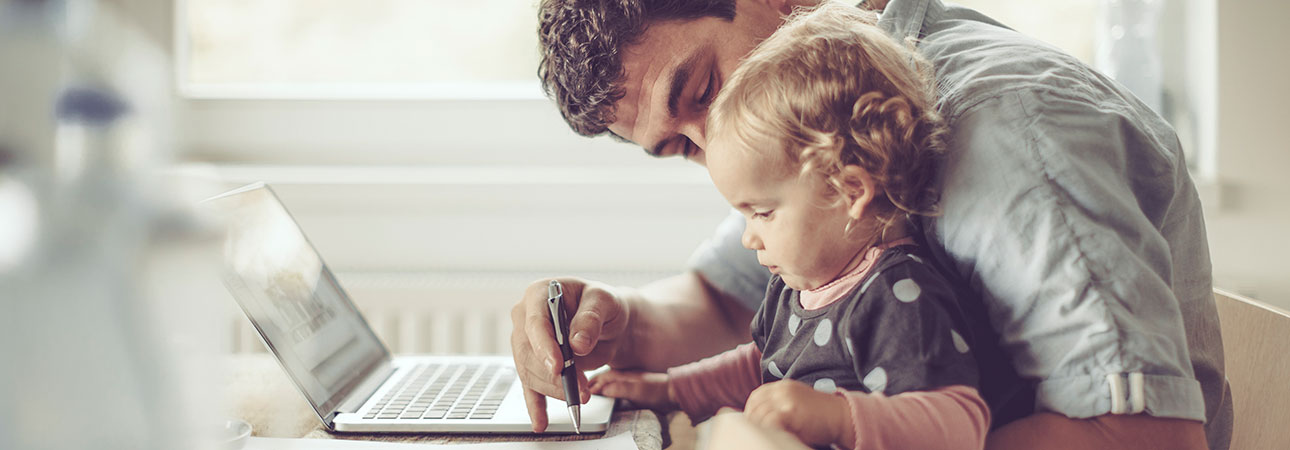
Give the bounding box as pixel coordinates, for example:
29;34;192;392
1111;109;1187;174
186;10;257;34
209;184;388;416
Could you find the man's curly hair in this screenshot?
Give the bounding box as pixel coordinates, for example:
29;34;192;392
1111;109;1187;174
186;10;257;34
537;0;736;137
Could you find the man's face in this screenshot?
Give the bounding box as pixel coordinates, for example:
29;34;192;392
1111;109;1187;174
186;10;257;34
606;0;788;166
706;142;861;291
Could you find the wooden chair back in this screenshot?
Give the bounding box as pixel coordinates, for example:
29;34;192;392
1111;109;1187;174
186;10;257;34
1213;289;1290;449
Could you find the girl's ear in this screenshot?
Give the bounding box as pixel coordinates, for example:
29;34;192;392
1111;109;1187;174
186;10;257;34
839;165;877;220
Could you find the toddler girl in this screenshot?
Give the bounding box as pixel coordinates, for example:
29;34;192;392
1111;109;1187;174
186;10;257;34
589;2;990;449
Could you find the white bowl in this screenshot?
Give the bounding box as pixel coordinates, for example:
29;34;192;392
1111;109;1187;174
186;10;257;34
222;419;252;450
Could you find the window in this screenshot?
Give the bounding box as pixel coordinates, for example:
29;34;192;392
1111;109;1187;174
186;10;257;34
179;0;1212;174
176;0;646;166
178;0;543;99
959;0;1214;176
958;0;1099;63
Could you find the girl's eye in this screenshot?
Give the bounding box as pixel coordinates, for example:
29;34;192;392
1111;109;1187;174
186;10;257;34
751;210;773;220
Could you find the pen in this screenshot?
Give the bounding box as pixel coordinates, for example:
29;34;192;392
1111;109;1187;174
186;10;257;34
546;280;581;434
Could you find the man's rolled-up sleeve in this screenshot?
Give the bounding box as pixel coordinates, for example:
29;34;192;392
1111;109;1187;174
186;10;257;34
931;88;1206;422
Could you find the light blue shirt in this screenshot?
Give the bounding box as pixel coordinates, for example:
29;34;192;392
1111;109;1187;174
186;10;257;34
688;1;1231;448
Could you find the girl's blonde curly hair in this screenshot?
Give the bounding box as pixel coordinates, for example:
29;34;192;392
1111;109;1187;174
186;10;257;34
707;0;947;240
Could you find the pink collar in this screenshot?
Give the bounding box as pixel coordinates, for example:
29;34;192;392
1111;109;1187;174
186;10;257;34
798;237;916;310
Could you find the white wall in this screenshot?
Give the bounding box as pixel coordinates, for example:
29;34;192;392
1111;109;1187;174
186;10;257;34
1206;0;1290;308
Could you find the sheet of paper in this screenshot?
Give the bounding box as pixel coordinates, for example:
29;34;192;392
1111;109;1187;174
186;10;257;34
243;432;639;450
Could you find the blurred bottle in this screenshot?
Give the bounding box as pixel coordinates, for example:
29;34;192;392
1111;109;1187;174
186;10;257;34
1;1;223;449
1096;0;1164;113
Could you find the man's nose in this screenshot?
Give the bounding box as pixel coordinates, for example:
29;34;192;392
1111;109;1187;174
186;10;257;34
680;119;708;164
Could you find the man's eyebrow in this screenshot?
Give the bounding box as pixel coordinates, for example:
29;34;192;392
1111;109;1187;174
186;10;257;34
644;52;704;157
667;52;703;119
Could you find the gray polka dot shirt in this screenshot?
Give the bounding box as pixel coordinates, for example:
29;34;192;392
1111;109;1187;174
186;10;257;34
751;245;980;396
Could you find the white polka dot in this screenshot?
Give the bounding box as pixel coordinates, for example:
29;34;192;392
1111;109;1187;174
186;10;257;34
892;279;921;302
951;329;970;353
908;255;925;265
788;314;801;336
863;367;888;393
813;378;837;393
767;361;785;379
859;271;881;294
845;337;855;356
813;318;833;346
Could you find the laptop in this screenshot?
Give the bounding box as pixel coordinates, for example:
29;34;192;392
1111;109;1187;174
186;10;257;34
203;182;613;433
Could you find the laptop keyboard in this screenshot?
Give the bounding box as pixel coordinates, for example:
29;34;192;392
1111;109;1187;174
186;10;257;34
363;362;515;420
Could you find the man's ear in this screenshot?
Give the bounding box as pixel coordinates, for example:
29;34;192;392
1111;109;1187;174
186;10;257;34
839;165;877;220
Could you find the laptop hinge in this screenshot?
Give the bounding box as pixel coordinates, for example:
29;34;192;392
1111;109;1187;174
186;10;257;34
334;360;397;416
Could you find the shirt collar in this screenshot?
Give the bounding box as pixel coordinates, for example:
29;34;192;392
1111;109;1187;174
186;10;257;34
876;0;942;41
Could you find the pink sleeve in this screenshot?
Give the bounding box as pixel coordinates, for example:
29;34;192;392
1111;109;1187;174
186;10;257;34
840;385;990;450
666;342;763;423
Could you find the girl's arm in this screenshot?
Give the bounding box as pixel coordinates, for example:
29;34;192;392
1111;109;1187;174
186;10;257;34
667;342;763;423
838;385;990;450
589;342;763;422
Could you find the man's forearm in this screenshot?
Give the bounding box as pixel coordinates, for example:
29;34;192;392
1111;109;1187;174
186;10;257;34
612;271;755;371
986;413;1207;450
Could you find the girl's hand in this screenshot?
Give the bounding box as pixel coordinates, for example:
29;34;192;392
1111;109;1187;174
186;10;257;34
744;379;855;448
588;370;677;410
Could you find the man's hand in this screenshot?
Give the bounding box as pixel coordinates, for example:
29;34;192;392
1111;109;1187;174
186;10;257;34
509;277;630;432
588;370;677;410
744;380;854;448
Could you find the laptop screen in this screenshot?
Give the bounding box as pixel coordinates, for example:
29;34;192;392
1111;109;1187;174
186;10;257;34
206;183;389;418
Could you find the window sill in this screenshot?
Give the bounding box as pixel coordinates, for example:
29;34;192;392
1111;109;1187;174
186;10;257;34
1192;171;1224;212
166;163;730;273
176;163;712;186
178;82;548;101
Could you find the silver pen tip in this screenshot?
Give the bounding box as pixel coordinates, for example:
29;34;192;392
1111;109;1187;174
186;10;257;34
569;405;581;434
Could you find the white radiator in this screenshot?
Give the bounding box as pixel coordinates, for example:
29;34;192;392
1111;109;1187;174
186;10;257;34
227;270;669;356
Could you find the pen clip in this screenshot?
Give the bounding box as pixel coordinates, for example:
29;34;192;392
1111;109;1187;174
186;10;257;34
547;280;565;346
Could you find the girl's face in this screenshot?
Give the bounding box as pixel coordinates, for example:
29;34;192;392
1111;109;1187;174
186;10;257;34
706;142;870;291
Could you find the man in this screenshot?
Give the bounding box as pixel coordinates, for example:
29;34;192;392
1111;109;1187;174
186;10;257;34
511;0;1230;448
